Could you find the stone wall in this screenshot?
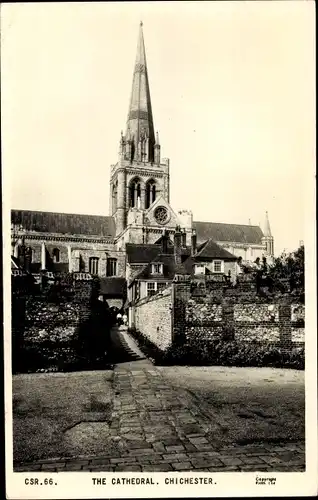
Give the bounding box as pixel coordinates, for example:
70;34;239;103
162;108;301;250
181;280;305;350
130;277;305;355
132;287;172;350
18;236;126;277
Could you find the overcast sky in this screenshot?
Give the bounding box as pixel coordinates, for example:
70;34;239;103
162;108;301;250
2;1;315;255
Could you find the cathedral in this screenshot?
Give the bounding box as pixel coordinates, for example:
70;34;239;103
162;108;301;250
11;23;274;306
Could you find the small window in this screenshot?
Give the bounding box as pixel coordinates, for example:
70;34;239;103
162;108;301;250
213;260;223;273
89;257;99;275
52;248;60;263
107;258;117;276
194;264;205;275
147;282;156;297
152;263;163;274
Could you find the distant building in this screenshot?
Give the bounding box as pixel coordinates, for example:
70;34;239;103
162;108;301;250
11;23;274;304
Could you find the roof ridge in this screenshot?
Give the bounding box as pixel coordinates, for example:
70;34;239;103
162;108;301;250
193;220;261;228
11;208;112;219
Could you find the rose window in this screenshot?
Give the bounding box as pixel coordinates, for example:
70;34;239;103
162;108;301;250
154;206;168;225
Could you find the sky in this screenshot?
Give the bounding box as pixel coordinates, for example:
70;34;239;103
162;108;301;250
1;1;315;255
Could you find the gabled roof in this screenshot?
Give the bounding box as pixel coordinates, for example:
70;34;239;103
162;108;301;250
126;242;190;264
11;209;116;238
194;239;237;260
126;243;161;264
193;221;264;245
154;235;174;246
99;277;127;297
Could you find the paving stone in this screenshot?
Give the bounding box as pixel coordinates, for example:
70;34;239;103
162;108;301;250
194;444;214;451
41;462;64;470
142;464;173;472
87;465;114;472
90;458;111;465
15;463;42;471
129;448;157;456
219;457;244;466
183;443;198;452
162;453;188;461
239;464;272;471
240;456;267;465
276;452;304;463
189;436;209;444
161;438;184;446
172;461;193;470
191;458;224;468
208;465;240;472
64;463;86;471
115;464;143;471
110;458;137;464
152;442;166;453
165;445;185;452
258;455;285;465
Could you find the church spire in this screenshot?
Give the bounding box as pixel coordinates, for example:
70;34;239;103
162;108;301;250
264;211;272;237
126;22;155;162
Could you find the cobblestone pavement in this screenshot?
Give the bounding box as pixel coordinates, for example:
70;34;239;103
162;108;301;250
14;329;305;473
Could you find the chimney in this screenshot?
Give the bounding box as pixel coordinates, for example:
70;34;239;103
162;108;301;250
174;226;182;265
181;230;187;247
161;230;168;254
191;230;197;256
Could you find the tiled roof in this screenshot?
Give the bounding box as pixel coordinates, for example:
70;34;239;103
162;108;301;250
126;244;162;264
130;253;188;283
11;209;116;238
99;277;127;297
193;221;264;245
126;242;190;264
194;239;237;260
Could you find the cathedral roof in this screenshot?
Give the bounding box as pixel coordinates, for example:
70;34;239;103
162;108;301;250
193;221;264;245
126;22;155;153
11;210;116;238
194;239;238;260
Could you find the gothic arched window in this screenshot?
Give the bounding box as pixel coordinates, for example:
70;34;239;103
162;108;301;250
52;248;60;263
145;180;156;209
89;257;99;275
129;177;141;208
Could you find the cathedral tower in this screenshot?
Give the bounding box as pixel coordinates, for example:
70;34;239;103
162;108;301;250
110;22;170;238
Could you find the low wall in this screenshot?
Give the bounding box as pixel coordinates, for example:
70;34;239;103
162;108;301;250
132;287;172;351
11;276;111;372
183;283;305;350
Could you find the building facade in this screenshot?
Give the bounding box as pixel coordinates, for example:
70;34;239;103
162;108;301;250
11;23;274;300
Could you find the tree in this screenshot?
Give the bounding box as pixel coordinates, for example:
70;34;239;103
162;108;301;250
267;245;304;298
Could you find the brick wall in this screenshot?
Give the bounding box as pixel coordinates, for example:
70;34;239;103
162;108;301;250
132;287;172;350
